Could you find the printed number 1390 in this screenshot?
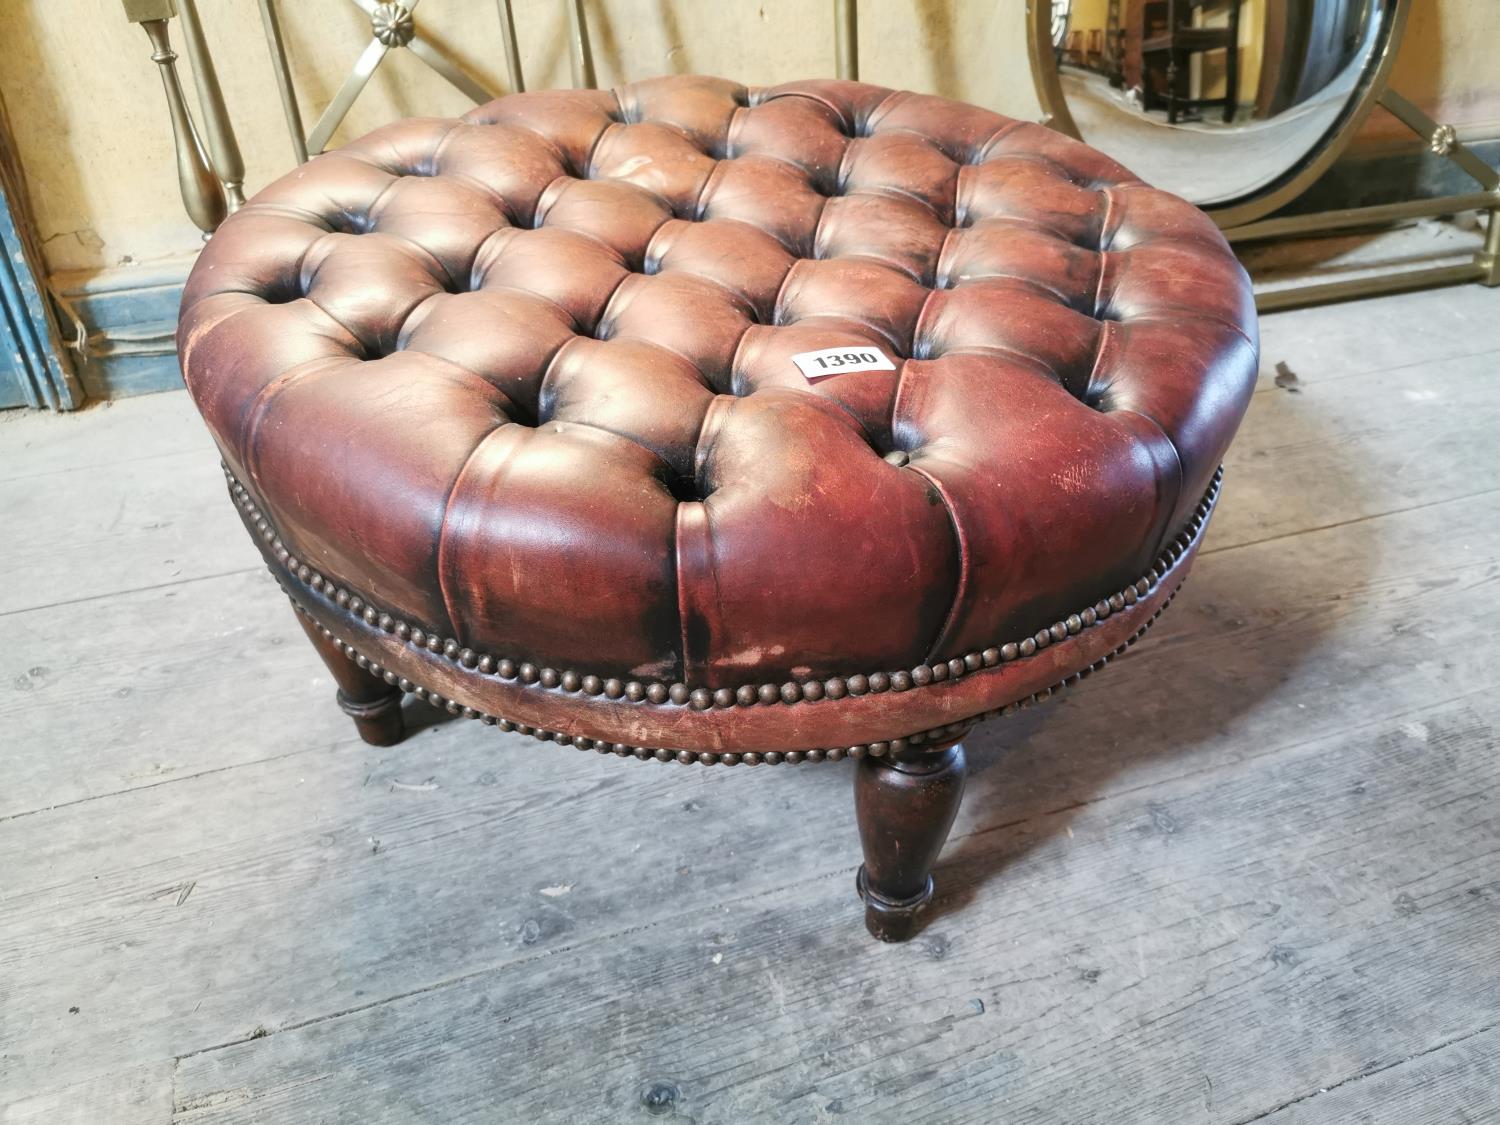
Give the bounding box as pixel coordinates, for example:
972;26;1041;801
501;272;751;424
790;346;897;381
815;351;881;369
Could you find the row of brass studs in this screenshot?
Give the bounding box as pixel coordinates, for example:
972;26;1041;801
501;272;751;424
228;464;1217;710
291;587;1177;766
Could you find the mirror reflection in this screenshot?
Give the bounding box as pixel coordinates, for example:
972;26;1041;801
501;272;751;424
1046;0;1385;206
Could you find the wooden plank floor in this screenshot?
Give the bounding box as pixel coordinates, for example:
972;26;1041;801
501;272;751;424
2;283;1498;1124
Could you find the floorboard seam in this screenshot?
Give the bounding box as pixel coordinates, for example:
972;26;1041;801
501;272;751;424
17;629;1485;830
1202;483;1500;557
1248;343;1500;397
0;446;212;485
0;565;262;620
171;860;863;1064
0;741;344;826
1228;1020;1498;1124
955;684;1494;848
160;687;1493;1068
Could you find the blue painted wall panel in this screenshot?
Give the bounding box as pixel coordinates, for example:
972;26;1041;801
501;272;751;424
0;178;78;409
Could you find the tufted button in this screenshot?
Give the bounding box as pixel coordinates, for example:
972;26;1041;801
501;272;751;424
180;75;1255;693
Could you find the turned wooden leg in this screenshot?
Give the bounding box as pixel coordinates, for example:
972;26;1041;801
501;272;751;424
855;741;967;942
294;611;405;746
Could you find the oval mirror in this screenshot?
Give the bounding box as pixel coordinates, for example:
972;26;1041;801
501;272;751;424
1027;0;1410;227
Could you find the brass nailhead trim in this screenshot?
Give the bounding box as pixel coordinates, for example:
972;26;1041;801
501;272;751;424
287;586;1179;767
227;464;1218;706
234;466;1214;765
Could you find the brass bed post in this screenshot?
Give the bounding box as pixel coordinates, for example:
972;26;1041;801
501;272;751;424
123;0;226;234
175;0;246;211
835;0;858;81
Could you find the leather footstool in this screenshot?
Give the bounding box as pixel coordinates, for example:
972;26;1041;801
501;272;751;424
178;76;1256;941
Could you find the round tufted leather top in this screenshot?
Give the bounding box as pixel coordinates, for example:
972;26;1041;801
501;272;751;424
180;76;1256;702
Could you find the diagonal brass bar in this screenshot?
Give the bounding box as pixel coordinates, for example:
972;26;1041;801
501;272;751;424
1379;88;1500;193
256;0;308;164
408;35;497;104
346;0;484;104
307;37;390;155
176;0;246;209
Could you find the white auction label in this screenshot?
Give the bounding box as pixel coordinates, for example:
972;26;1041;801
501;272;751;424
790;345;897;382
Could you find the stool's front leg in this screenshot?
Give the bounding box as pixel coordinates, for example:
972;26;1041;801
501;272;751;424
854;740;967;941
293;610;406;747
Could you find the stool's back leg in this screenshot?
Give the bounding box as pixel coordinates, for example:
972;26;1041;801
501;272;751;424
293;610;405;746
854;740;967;942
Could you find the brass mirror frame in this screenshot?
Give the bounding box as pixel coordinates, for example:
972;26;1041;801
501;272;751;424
1024;0;1412;230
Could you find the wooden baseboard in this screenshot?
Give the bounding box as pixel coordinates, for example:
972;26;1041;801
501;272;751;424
50;257;191;401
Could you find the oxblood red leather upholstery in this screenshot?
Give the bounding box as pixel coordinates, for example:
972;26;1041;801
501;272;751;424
180;76;1256;700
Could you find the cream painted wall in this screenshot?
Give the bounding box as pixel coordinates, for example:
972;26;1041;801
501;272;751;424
1068;0;1108;35
1365;0;1500;143
0;0;1494;281
0;0;1038;278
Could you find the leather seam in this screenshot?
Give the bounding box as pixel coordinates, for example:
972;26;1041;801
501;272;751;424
970;119;1028;163
908;462;971;664
1110;406;1188;562
1094;188;1116;311
435;424;515;646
